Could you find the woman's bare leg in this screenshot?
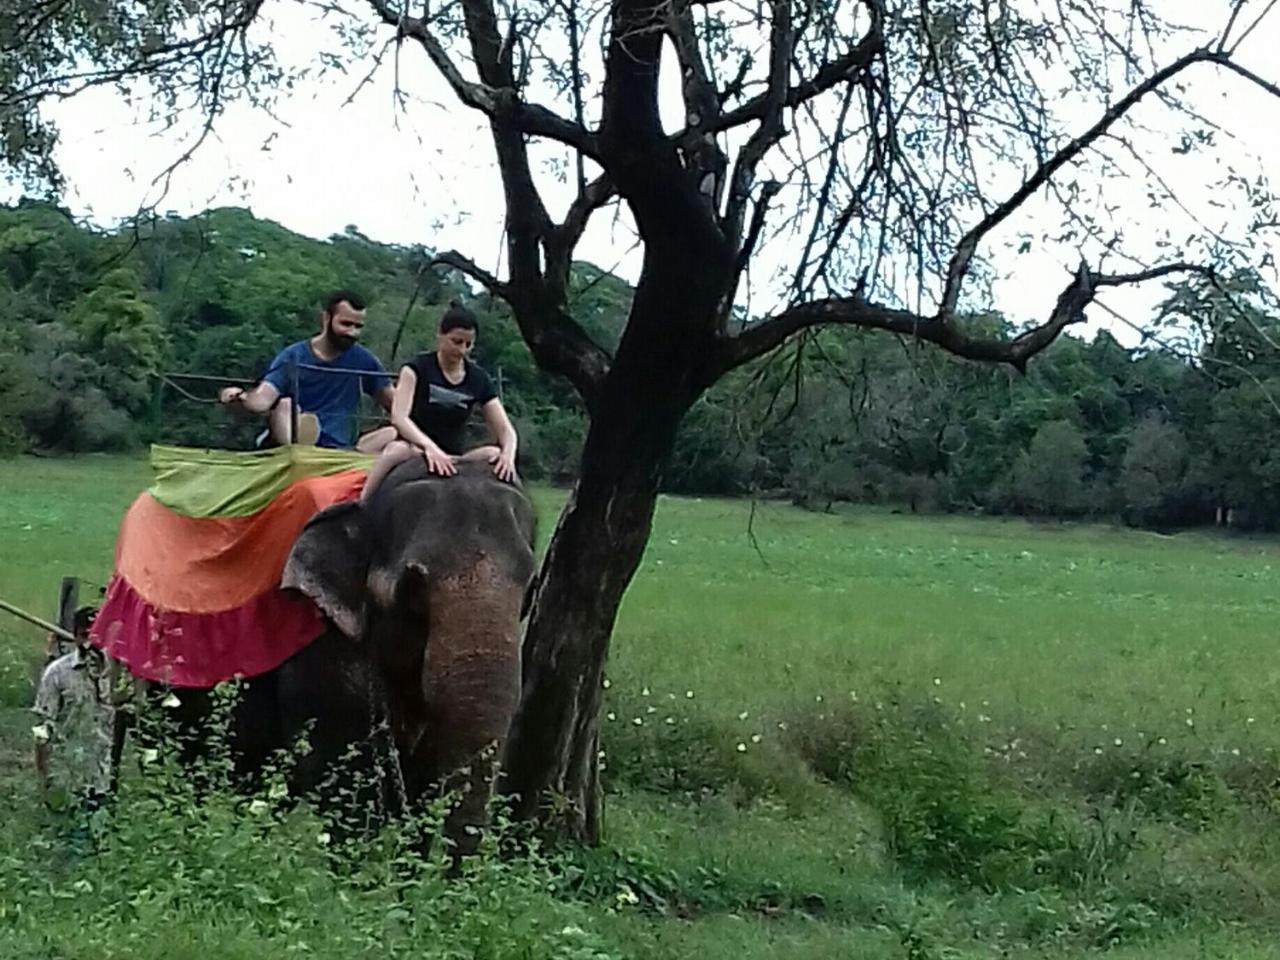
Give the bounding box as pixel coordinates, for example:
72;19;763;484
456;445;500;462
356;425;397;454
361;440;416;502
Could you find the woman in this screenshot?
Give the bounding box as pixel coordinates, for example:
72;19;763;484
361;303;518;501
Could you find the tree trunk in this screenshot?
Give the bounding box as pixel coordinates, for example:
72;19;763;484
500;398;680;842
500;127;733;841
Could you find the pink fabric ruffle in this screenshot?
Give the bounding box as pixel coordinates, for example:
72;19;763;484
90;574;327;688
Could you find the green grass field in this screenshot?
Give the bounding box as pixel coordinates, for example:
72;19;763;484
3;455;1280;958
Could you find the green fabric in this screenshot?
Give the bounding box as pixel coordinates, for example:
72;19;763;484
148;444;373;518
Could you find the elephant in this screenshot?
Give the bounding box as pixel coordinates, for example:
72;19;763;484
141;457;537;856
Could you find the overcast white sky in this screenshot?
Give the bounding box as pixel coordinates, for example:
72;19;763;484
7;1;1280;347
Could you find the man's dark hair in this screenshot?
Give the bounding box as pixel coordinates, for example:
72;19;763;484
72;605;96;639
324;289;367;316
440;300;479;335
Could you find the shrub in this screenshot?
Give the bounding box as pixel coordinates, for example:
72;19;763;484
785;700;1140;892
0;695;619;960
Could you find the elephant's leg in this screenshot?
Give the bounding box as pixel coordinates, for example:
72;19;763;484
426;735;505;863
132;677;280;794
275;632;392;837
227;673;284;789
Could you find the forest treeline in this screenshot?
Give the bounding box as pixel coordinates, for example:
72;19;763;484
2;200;1276;530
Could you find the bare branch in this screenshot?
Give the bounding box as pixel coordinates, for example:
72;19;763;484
667;0;721;128
432;249;510;299
546;173;617;299
508;300;614;413
719;179;781;329
1214;53;1280;100
684;24;885;142
937;46;1222;321
722;0;794;249
1225;0;1280;54
718;262;1216;377
363;0;599;157
666;0;728;207
1218;0;1249;52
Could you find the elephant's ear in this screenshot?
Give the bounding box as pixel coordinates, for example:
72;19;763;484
282;501;370;640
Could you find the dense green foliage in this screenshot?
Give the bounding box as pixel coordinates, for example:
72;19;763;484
5;201;1280;529
5;456;1280;957
0;200;623;474
671;275;1280;531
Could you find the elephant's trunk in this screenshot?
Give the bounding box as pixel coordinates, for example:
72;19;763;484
414;553;524;856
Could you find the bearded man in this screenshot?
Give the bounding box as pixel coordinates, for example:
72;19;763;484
219;290;394;449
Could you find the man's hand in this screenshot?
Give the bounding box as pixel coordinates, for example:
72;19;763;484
421;445;458;477
489;447;517;483
219;386;246;405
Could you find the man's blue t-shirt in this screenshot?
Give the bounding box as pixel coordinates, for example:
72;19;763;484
262;341;391;448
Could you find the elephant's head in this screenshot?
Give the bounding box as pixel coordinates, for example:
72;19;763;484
281;458;536;821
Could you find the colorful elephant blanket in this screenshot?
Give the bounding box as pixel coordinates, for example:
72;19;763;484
90;444;371;687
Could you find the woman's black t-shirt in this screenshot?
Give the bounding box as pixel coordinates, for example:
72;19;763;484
405;352;498;455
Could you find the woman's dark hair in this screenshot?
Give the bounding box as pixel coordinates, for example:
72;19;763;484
440;300;479;335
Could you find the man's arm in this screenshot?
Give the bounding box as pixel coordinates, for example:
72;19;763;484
374;382;395;413
32;669;61;797
219;381;281;414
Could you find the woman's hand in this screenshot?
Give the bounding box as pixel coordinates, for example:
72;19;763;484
489;447;517;483
421;444;458;477
219;386;245;405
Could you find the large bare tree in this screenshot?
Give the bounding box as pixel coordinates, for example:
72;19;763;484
6;0;1280;842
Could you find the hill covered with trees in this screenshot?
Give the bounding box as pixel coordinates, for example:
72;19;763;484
2;200;1277;530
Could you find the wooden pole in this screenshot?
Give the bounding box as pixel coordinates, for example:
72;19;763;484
288;353;301;444
0;598;77;643
57;577;78;634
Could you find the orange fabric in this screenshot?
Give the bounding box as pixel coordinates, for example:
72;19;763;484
115;469;366;614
